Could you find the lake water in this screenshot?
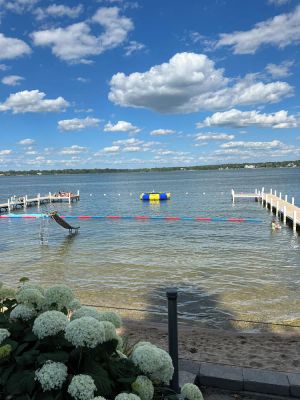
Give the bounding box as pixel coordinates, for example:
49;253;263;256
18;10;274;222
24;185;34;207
0;169;300;329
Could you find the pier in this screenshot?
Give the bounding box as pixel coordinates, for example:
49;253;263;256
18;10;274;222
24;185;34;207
0;191;80;214
232;188;299;232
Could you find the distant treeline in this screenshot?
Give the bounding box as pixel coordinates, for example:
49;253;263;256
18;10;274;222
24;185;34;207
0;160;299;176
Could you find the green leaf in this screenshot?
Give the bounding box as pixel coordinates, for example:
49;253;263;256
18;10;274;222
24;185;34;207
37;351;69;364
0;364;15;385
23;331;38;342
6;370;36;395
15;349;40;367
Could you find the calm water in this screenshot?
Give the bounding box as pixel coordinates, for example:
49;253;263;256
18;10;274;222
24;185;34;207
1;169;300;329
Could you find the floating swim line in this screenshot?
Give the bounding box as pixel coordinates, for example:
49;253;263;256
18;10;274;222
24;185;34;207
0;213;262;223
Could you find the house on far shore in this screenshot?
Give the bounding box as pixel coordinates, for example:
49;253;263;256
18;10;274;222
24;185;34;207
244;164;256;169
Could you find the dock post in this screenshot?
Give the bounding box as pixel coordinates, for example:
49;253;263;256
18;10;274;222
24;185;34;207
37;193;40;207
77;189;80;197
24;195;27;209
279;192;282;200
283;206;287;224
276;201;279;217
270;188;272;194
68;192;71;204
265;194;268;209
49;192;52;203
274;190;277;197
255;188;257;194
285;194;288;202
7;199;10;213
293;211;297;232
270;198;273;212
166;288;179;393
231;189;235;204
292;197;295;205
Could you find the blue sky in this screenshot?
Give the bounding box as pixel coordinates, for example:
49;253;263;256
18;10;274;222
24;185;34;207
0;0;300;170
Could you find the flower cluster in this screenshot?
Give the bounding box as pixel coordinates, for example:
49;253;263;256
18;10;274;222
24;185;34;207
0;286;15;300
181;384;204;400
0;328;10;344
45;284;74;310
68;299;82;311
68;374;97;400
0;344;12;359
35;361;68;391
65;316;105;348
115;393;141;400
101;321;118;342
33;311;68;339
71;306;101;321
16;288;44;308
98;311;122;328
132;375;154;400
10;304;37;321
131;343;174;384
92;397;107;400
19;283;44;295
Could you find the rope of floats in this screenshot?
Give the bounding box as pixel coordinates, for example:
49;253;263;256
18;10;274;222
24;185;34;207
0;214;262;223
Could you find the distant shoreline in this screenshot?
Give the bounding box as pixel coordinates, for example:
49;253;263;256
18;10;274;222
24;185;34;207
0;160;299;176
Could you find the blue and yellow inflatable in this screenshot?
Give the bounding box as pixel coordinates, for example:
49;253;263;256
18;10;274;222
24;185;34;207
140;192;171;201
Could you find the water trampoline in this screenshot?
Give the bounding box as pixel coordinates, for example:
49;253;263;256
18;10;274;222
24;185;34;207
140;192;171;201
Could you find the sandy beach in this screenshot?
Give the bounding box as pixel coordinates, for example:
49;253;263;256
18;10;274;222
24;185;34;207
120;319;300;373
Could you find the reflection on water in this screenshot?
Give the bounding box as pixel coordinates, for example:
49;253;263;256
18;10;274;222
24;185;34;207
0;168;300;328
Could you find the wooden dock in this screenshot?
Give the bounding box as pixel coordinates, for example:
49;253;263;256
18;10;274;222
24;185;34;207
0;191;80;214
232;188;299;232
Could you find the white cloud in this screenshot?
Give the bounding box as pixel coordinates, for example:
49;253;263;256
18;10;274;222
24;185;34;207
0;64;8;71
60;145;88;155
217;5;300;54
195;132;235;141
32;7;133;63
150;129;175;136
200;109;300;129
34;4;83;20
109;52;292;114
102;145;120;153
124;40;146;56
0;0;39;13
0;33;31;61
18;138;35;145
219;140;291;150
0;90;69;113
104;120;140;133
268;0;290;5
265;60;293;78
76;77;90;83
1;75;24;86
0;149;12;155
58;117;100;131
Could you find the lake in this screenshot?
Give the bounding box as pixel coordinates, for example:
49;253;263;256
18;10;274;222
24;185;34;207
0;168;300;329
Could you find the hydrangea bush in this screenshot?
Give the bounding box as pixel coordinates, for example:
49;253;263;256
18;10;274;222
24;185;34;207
0;279;203;400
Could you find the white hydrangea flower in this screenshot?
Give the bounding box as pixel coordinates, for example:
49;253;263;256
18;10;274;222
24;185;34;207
71;306;101;321
98;311;122;328
68;374;96;400
65;316;105;348
115;393;141;400
181;384;203;400
10;304;37;321
0;328;10;345
33;311;68;339
117;335;123;351
132;376;154;400
93;397;107;400
0;287;15;300
131;343;174;384
35;361;68;391
45;284;74;310
16;288;45;308
68;299;82;311
100;321;117;342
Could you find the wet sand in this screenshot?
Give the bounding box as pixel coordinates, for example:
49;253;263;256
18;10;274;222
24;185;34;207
120;319;300;373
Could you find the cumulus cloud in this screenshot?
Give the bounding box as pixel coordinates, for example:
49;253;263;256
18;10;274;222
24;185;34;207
104;120;140;133
219;140;292;150
0;0;39;13
1;75;24;86
58;117;100;131
0;90;69;113
60;145;88;154
0;33;31;61
32;7;133;63
101;145;120;153
200;109;300;129
109;52;292;114
195;132;234;141
265;60;293;78
0;149;12;155
217;5;300;54
34;4;83;20
150;129;175;136
18;138;35;145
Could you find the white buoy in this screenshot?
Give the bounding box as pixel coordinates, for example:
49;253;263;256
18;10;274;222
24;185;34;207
118;193;121;196
203;192;206;195
104;194;106;196
185;192;188;195
90;194;93;196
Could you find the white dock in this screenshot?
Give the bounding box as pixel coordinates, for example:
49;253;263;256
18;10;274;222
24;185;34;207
0;191;80;214
232;188;299;232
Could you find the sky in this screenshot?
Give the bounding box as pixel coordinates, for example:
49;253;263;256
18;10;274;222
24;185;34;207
0;0;300;170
